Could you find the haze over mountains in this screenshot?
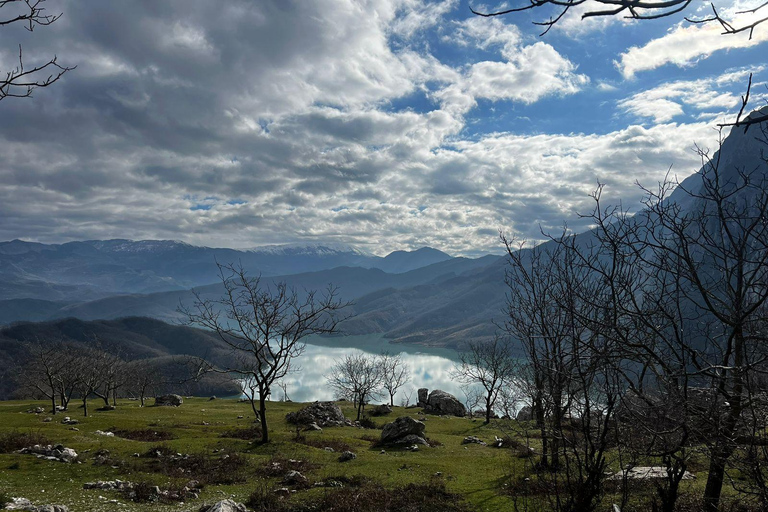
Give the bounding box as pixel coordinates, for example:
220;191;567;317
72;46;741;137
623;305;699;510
1;120;765;351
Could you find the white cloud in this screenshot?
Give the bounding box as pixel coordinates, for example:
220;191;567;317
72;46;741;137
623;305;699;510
617;11;768;78
617;67;762;123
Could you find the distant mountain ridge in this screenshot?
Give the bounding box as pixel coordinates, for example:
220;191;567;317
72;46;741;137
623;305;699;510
0;239;456;302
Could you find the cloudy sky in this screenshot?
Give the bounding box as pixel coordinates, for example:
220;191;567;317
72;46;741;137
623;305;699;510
0;0;766;256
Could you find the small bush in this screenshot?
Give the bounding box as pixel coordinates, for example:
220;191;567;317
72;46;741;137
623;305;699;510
246;481;291;512
358;416;380;429
0;490;12;508
0;430;50;453
143;444;177;458
128;481;161;503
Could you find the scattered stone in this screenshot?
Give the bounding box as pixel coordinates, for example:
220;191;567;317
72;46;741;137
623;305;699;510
303;422;323;432
17;444;78;463
283;470;308;486
68;427;78;432
273;488;292;497
405;445;419;452
516;406;533;421
26;407;45;414
608;466;695;481
338;451;357;462
380;450;386;454
154;394;183;407
198;499;249;512
422;390;466;417
324;447;335;452
491;436;506;448
380;416;428;446
60;417;78;425
285;401;347;427
4;497;69;512
94;430;114;437
462;436;487;446
237;415;244;419
83;480;134;491
42;417;52;422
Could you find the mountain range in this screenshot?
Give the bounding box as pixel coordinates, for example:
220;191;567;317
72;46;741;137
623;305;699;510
1;120;765;351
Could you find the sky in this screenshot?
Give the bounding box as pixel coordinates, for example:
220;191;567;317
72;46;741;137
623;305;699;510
0;0;766;257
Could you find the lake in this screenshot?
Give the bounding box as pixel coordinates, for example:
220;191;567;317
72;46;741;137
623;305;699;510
271;334;469;405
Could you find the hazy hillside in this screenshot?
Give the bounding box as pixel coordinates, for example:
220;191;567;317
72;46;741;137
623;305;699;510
0;317;239;399
0;240;456;302
0;254;499;326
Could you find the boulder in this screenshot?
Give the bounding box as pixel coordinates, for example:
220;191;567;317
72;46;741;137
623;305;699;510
155;394;183;407
462;436;487;446
516;406;533;421
198;500;248;512
423;390;466;417
417;388;429;407
370;404;392;416
283;470;308;486
381;416;427;446
338;451;357;462
285;401;346;427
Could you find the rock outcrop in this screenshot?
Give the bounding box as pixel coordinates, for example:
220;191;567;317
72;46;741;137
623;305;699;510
4;498;69;512
421;389;466;417
417;388;428;407
380;416;428;446
17;444;77;463
154;394;183;407
198;500;248;512
285;401;346;427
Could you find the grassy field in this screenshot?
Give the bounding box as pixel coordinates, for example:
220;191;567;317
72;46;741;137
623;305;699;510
0;398;707;512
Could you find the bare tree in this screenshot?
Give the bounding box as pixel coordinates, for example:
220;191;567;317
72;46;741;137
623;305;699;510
378;352;410;407
452;337;515;424
1;0;73;100
327;352;383;420
181;261;350;443
92;348;125;409
20;340;67;414
124;358;163;407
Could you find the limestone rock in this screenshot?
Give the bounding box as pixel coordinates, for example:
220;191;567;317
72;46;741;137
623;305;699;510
417;388;428;407
370;404;392;416
380;416;428;446
338;451;357;462
155;394;183;407
283;470;308;486
198;500;248;512
462;436;487;446
423;390;466;417
17;444;77;463
285;401;346;427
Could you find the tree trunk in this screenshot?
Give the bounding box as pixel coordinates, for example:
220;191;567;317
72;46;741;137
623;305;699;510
259;394;269;443
51;395;57;415
485;393;493;424
390;392;395;407
82;396;88;417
